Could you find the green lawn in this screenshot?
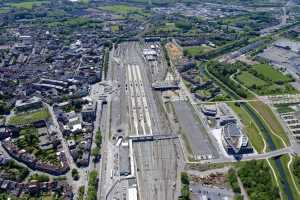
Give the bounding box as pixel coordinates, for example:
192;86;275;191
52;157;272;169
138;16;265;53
281;155;300;200
235;65;297;95
275;105;295;113
10;1;48;9
228;102;265;153
236;71;267;88
101;5;149;16
183;45;213;57
9;108;50;125
250;100;289;148
253;64;292;83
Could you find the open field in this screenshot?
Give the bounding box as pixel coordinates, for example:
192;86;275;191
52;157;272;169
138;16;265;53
253;64;293;83
159;22;179;32
234;62;297;95
10;1;48;9
236;71;267;88
228;102;265;153
183;45;213;57
9;108;50;125
101;5;149;16
250;100;289;148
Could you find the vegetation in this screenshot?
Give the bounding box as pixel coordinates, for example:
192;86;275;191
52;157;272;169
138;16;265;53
227;168;240;193
237;160;280;200
71;168;80;181
179;172;190;200
29;173;50;182
228;102;264;153
101;5;149;17
235;63;296;95
10;1;49;9
9;108;50;125
206;61;251;98
280;155;300;199
0;101;10;115
14;127;60;165
91;146;101;163
183;45;213;58
293;157;300;185
86;170;98;200
0;160;29;182
275;104;295;113
222;12;276;32
197;38;250;60
206;60;296;199
77;186;85;200
250;100;289;148
95;129;102;148
252;64;293;83
236;71;267;88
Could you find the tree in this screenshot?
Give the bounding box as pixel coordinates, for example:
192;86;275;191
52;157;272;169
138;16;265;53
29;173;50;182
72;168;80;181
87;170;98;200
91;146;100;163
180;172;190;200
95;129;102;147
181;172;189;185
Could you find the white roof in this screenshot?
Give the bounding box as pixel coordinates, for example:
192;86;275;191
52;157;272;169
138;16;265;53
128;187;137;200
72;124;82;132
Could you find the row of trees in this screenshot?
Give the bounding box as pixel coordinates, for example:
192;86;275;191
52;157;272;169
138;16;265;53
86;170;98;200
91;129;102;163
227;168;240;193
179;172;190;200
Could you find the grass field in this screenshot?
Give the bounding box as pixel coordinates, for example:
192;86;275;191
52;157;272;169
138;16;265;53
253;64;292;83
235;64;297;95
228;102;265;153
9;108;50;125
281;155;300;200
236;71;267;88
159;22;179;32
10;1;48;9
101;5;149;16
250;100;289;148
183;45;213;57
